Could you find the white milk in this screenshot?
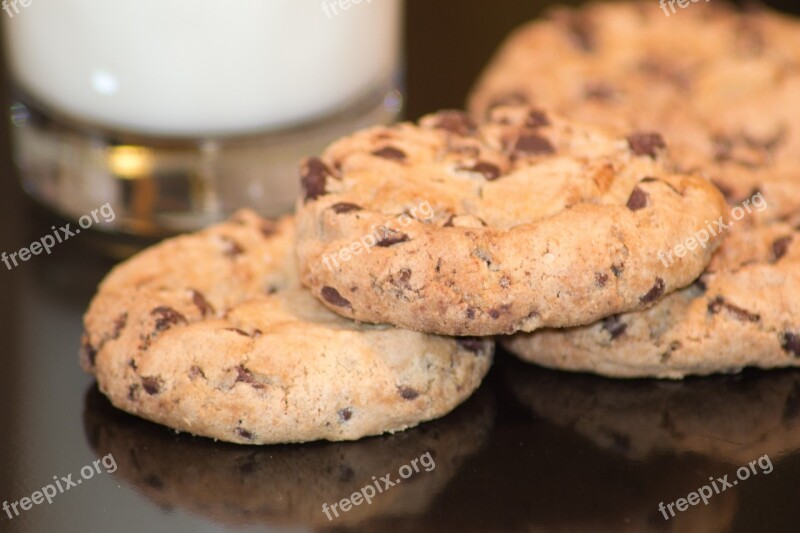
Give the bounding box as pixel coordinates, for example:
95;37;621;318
4;0;401;137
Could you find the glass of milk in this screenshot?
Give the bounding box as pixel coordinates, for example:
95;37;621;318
3;0;403;236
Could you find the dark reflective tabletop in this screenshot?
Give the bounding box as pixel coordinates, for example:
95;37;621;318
3;1;800;532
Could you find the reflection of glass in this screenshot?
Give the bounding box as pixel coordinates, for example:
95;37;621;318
3;0;403;236
82;386;494;529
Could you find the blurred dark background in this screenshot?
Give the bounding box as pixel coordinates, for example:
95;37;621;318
403;0;800;119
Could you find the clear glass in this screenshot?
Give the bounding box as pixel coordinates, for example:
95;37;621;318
3;0;404;237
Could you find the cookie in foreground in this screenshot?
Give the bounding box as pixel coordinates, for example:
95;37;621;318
80;210;493;444
504;222;800;379
295;106;727;336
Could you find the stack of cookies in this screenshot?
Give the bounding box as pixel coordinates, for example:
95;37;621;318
81;0;800;445
469;0;800;378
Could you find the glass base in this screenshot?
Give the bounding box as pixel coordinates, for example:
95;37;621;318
10;86;402;238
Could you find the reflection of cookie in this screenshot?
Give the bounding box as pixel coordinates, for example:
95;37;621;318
469;1;800;221
355;366;736;532
82;385;495;528
80;211;493;444
504;222;800;378
295;106;726;336
507;360;800;465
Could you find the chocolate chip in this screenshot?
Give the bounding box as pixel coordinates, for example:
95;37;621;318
637;59;690;89
235;365;265;389
143;475;164;490
390;268;412;289
595;272;609;287
300;157;333;202
191;290;215;317
321;286;351;308
783;383;800;422
372;146;406;161
513;133;555;155
219;236;244;258
525;110;550;128
111;313;128;340
331;202;362;214
640;176;680;195
260;220;278;238
238;460;257;475
339;465;355;483
712;136;734;163
736;19;766;55
694;278;708;293
338;408;353;422
627;132;666;158
141;377;163;395
151;306;188;332
781;332;800;357
398;386;419;400
226;328;252;337
601;315;627;340
611;263;625;277
710;179;735;202
744;131;784;152
466;308;476;320
459;161;502;180
81;334;97;368
376;231;410;247
584;82;616;101
562;14;595;52
773;236;792;262
128;384;140;401
707;296;760;322
236;428;254;440
457;337;485;354
626;187;650;211
431;110;476;136
189;366;206;380
640;278;665;304
138;335;151;351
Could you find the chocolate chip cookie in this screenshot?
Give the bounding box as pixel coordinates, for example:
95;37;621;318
295;106;727;336
504;221;800;378
469;0;800;222
81;210;493;444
